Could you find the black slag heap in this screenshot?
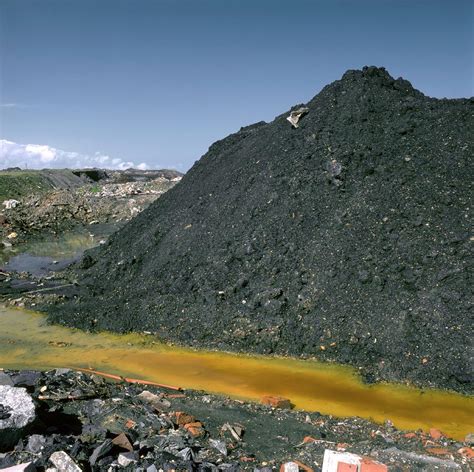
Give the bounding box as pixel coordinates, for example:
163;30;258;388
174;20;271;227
47;67;474;393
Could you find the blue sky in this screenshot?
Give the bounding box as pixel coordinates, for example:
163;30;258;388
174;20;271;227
0;0;472;171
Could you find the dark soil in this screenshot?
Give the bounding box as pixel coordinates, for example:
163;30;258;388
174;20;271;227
45;67;474;393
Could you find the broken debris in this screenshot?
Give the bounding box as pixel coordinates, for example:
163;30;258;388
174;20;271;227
286;107;309;128
0;367;471;470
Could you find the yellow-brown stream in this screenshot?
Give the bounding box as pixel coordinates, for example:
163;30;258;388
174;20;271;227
0;304;472;440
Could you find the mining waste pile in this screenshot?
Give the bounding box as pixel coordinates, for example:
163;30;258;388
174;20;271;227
47;67;473;393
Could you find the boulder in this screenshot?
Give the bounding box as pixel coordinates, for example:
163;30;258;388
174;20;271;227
49;451;81;472
0;386;36;451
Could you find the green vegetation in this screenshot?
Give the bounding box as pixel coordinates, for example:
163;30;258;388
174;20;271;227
0;171;52;202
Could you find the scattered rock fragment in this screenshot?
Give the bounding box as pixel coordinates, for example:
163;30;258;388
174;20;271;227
25;435;47;454
89;439;113;466
3;200;20;210
49;451;81;472
0;369;469;470
286;107;309;128
0;386;35;451
280;462;300;472
137;389;171;409
111;432;133;452
0;463;36;472
261;395;292;409
209;438;227;456
117;451;138;467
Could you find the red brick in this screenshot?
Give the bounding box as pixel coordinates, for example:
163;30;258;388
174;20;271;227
125;419;136;429
429;428;444;440
166;393;186;399
337;463;358;472
427;447;450;456
458;447;474;459
403;432;417;439
173;411;195;426
261;395;292;409
303;436;318;444
184;421;202;428
184;421;205;437
360;458;388;472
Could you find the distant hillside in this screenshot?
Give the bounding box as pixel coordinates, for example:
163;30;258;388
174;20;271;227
0;169;88;201
0;168;183;201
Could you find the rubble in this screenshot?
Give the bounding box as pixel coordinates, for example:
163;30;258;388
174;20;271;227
2;200;20;210
0;462;36;472
281;462;300;472
321;450;388;471
261;395;293;409
286;107;309;128
117;451;138;467
0;369;471;471
0;386;36;451
0;170;181;245
49;451;81;472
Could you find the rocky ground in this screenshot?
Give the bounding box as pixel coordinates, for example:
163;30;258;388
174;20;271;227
0;369;472;471
0;169;181;246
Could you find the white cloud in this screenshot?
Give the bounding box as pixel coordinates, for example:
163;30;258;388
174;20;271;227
0;139;149;170
0;103;30;109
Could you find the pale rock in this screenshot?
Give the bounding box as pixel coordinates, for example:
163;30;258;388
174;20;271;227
49;451;81;472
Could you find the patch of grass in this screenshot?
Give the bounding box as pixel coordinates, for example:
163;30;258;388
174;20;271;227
0;171;52;202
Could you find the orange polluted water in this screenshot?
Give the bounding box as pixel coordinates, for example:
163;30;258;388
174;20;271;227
0;305;472;440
